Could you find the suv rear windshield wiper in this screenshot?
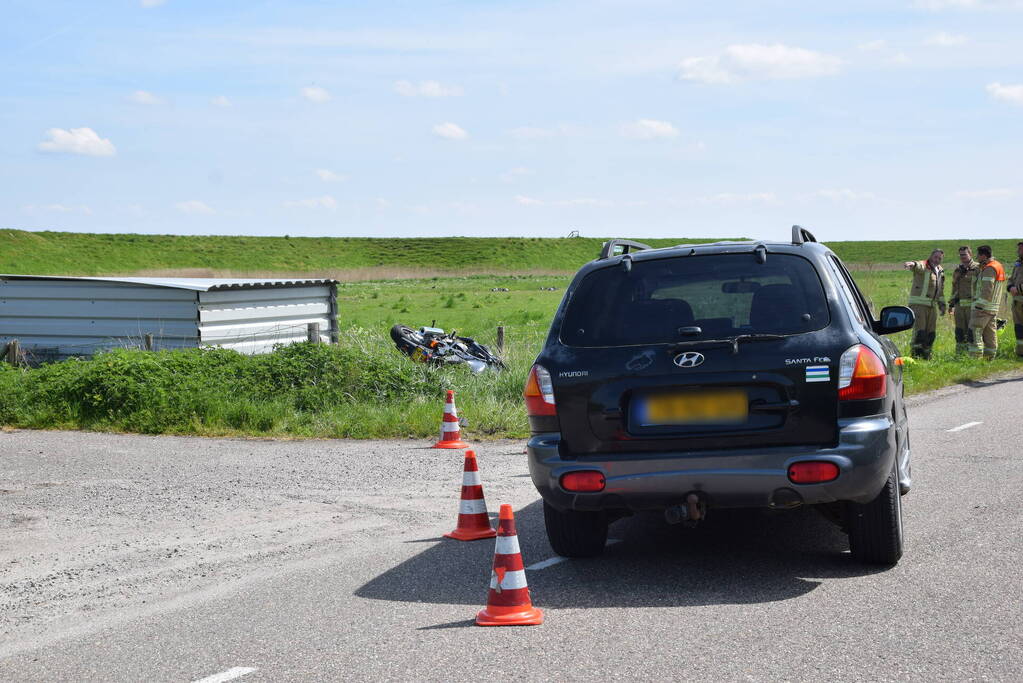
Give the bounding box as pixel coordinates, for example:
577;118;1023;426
669;333;786;355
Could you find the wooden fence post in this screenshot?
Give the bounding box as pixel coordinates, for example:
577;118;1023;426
6;339;20;366
496;326;505;355
307;322;321;344
144;333;155;351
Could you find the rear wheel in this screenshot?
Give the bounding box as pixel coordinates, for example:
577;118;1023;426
845;467;904;565
543;501;608;558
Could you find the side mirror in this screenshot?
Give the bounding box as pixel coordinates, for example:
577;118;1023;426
873;305;915;335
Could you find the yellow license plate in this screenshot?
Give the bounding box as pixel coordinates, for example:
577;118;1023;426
640;390;748;425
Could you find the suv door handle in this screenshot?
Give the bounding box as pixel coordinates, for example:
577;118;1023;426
749;399;800;413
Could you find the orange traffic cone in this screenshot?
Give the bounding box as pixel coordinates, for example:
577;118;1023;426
444;450;497;542
476;504;544;626
432;389;470;449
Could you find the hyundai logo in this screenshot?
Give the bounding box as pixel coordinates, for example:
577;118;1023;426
673;351;705;368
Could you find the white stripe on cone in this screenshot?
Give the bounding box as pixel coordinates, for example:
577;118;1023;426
444;404;456;415
495;535;521;556
441;422;461;433
462;470;481;486
459;499;488;515
489;569;528;590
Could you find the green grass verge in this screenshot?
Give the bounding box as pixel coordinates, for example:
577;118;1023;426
2;269;1020;439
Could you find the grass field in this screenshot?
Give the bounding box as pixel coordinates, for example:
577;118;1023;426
2;229;1021;439
3;228;1021;278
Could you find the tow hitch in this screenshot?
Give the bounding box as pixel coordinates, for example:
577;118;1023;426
664;492;706;526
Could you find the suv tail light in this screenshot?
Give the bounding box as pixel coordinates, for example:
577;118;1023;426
837;344;887;401
788;461;840;484
523;364;556;416
561;470;605;492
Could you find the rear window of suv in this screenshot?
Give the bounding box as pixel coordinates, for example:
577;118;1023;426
561;253;830;347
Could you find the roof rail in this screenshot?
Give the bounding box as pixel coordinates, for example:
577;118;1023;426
791;225;817;245
599;239;653;259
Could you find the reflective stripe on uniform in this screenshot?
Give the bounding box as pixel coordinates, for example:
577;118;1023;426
908;296;939;306
459;498;488;514
490;569;528;590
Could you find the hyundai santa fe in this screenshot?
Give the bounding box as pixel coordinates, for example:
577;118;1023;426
523;227;915;565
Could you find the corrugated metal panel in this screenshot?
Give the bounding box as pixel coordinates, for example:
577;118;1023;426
0;279;198;359
199;285;331;305
0;274;337;291
197;286;334;353
1;276;339;360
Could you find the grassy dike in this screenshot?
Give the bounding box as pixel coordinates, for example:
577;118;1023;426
3;229;1021;277
2;269;1021;439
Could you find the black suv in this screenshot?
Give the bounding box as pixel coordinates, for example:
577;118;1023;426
523;227;915;565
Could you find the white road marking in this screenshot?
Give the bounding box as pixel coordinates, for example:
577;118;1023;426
947;421;983;433
192;667;258;683
525;555;568;570
525;539;621;571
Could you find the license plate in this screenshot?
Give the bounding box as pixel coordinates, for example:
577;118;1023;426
637;390;748;426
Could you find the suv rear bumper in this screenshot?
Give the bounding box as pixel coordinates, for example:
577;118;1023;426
528;415;904;511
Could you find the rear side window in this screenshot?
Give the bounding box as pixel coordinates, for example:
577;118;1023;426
561;253;830;347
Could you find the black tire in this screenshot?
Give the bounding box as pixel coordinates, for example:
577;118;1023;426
543;501;608;558
390;324;417;345
845;466;904;566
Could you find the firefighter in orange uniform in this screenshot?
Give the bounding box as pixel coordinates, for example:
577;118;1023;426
903;249;945;359
969;245;1007;359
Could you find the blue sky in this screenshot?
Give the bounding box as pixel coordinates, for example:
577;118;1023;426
2;0;1021;240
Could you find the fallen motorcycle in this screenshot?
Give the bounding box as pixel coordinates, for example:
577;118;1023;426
390;324;504;373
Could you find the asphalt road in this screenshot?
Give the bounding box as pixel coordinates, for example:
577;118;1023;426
2;375;1022;681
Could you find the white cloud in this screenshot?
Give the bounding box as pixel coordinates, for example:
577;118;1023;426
954;188;1017;198
140;0;166;7
432;122;468;140
128;90;162;105
987;82;1023;105
175;200;215;215
924;31;968;45
857;40;887;51
394;80;463;97
23;203;93;215
38;127;116;157
678;44;842;84
315;169;348;183
814;189;877;201
211;95;231;107
620;119;679;140
284;195;338;210
300;86;331;103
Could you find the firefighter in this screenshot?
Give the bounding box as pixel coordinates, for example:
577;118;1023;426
1007;241;1023;357
969;245;1007;359
948;245;980;355
903;249;945;359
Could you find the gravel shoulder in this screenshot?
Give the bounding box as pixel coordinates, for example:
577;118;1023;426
0;432;529;657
